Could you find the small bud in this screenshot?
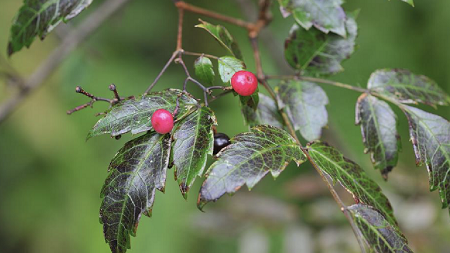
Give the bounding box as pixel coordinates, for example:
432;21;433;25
75;86;82;93
109;84;116;91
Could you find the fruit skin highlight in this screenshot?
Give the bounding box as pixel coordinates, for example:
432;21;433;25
151;109;174;134
231;71;258;96
213;133;231;155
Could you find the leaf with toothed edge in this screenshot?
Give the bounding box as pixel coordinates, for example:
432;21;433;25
100;132;171;253
284;11;358;76
368;69;450;107
172;107;216;198
276;80;329;141
87;89;198;139
198;125;305;209
194;56;215;86
277;0;347;37
403;106;450;211
196;19;243;60
356;94;401;179
307;141;399;227
241;93;284;128
348;204;413;253
8;0;93;56
217;56;246;83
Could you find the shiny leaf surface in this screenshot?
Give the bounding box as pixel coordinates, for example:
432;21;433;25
8;0;93;55
277;80;328;141
368;69;450;107
198;125;305;209
278;0;347;37
88;89;198;139
284;12;357;75
217;56;246;83
194;56;215;86
356;94;400;178
196;20;243;60
100;132;171;253
307;142;398;226
242;93;284;128
349;204;413;253
403;106;450;210
172;107;216;197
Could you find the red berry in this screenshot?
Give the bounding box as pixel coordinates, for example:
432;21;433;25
231;71;258;96
151;109;174;134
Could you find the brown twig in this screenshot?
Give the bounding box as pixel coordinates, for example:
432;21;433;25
176;8;184;51
175;1;254;30
144;51;179;94
0;0;133;124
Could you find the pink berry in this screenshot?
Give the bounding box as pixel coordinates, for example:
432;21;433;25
151;109;174;134
231;71;258;96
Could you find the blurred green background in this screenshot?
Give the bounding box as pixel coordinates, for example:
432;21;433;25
0;0;449;252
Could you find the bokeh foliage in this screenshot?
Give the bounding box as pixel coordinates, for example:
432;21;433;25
0;0;449;252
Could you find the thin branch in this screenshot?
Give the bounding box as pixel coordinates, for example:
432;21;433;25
144;51;179;94
182;51;219;60
0;0;133;124
176;8;184;51
175;1;254;30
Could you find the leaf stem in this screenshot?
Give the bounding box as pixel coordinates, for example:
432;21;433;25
144;51;179;94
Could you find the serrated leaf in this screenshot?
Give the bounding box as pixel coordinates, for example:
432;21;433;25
277;80;328;141
368;69;450;107
307;142;398;226
8;0;93;56
87;89;198;139
196;20;243;60
348;204;413;253
172;107;216;197
403;106;450;210
241;93;284;128
278;0;347;37
198;125;305;208
100;132;171;253
218;56;246;83
284;12;357;75
356;94;400;178
194;56;215;86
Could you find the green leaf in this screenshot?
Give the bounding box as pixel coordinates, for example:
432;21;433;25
8;0;93;56
239;88;259;126
394;0;414;7
196;19;243;60
368;69;450;107
100;132;171;253
356;94;400;178
217;56;246;83
198;125;305;209
307;142;398;226
276;80;328;141
284;12;357;75
172;107;216;198
403;106;450;210
348;204;413;253
87;89;198;139
241;93;284;128
194;56;215;86
278;0;347;37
